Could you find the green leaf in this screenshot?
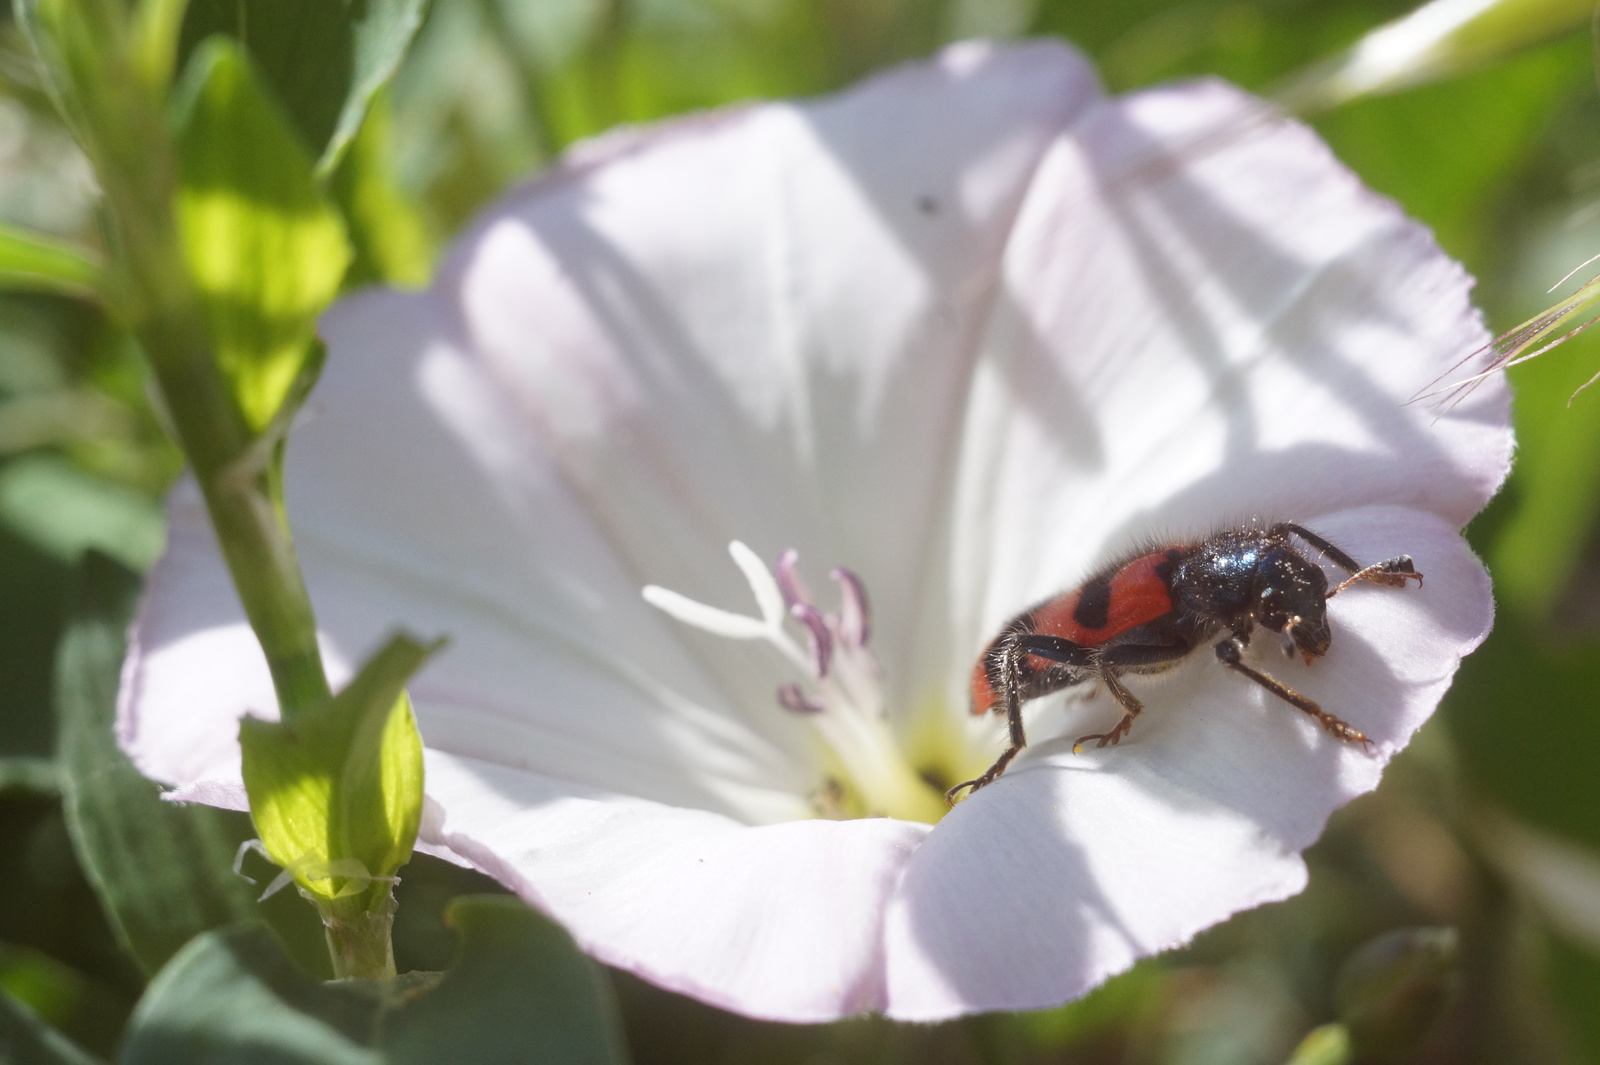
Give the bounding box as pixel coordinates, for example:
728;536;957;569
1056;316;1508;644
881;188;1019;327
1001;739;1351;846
240;636;432;903
176;0;432;176
1311;39;1586;272
1335;928;1459;1061
0;225;102;299
382;897;629;1065
118;925;381;1065
0;988;102;1065
0;757;59;795
1277;0;1596;111
1490;328;1600;617
54;552;263;975
328;92;433;288
171;39;352;433
118;898;628;1065
1284;1024;1352;1065
0;455;165;572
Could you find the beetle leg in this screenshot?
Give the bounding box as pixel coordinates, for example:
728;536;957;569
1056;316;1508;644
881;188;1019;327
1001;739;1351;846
1277;522;1423;595
1214;637;1372;750
1327;556;1422;597
1074;668;1144;752
946;636;1030;804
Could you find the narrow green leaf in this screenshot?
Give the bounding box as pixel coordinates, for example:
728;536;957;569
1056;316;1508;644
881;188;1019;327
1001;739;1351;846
1491;328;1600;617
329;92;433;288
0;757;59;795
129;0;188;90
54;552;261;975
176;0;431;176
118;899;628;1065
240;635;434;902
1283;1024;1352;1065
171;39;351;432
0;988;103;1065
0;224;102;298
1277;0;1593;112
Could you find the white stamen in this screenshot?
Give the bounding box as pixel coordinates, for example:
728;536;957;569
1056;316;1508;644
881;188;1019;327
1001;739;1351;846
645;542;946;822
730;540;787;628
641;585;772;640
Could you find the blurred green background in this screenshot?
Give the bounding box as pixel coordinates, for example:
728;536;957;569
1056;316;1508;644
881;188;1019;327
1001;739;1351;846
5;0;1600;1061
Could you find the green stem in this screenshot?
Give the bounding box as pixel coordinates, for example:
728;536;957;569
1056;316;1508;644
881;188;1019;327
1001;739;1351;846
320;889;399;981
42;0;331;719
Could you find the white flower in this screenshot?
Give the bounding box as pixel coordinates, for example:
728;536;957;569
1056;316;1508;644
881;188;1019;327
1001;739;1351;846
118;40;1510;1021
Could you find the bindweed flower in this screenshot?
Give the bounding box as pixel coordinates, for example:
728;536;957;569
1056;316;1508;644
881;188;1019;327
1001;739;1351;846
118;41;1510;1021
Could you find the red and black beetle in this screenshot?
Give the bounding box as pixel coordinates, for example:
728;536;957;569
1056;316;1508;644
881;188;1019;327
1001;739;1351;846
948;522;1422;803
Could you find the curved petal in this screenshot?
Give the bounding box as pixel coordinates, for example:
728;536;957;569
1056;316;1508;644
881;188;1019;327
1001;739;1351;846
884;507;1491;1018
922;79;1509;712
424;750;931;1021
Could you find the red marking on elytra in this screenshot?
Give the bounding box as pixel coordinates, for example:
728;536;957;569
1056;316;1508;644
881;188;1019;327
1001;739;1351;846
1031;553;1173;648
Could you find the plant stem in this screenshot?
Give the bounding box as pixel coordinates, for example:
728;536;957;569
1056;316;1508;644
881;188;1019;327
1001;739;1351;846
321;890;399;981
40;0;331;720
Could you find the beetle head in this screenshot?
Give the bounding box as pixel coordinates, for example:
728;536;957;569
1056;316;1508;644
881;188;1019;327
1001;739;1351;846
1253;546;1331;660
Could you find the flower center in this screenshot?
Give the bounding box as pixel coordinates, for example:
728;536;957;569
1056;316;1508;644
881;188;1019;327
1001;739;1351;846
643;542;949;824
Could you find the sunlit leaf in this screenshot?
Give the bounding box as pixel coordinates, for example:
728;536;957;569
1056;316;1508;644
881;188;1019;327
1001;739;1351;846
0;224;101;299
171;39;351;432
329;93;433;288
1277;0;1596;112
240;635;432;903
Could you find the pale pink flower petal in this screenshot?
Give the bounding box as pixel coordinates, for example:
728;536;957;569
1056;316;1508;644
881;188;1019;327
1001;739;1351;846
885;507;1492;1019
120;40;1509;1021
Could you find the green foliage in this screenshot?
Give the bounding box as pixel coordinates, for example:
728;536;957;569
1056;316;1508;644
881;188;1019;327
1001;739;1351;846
54;553;261;977
118;897;629;1065
1313;38;1588;274
1335;928;1459;1062
0;224;101;299
171;40;351;433
1490;329;1600;616
1278;0;1600;110
328;93;433;289
0;987;101;1065
177;0;432;176
0;456;162;572
239;636;432;906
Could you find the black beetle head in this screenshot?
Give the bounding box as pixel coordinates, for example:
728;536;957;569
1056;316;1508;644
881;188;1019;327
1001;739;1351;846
1253;546;1331;659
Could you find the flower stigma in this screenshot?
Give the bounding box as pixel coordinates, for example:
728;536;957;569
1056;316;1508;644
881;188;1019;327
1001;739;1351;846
642;542;949;824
